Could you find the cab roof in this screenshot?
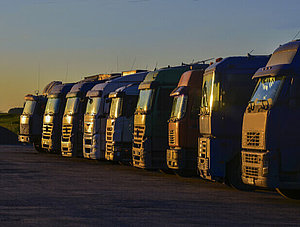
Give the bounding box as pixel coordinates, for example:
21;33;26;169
253;40;300;78
204;55;270;75
47;83;75;98
86;71;148;97
139;64;207;89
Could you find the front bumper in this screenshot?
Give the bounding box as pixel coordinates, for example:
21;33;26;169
61;141;73;157
105;141;131;162
42;137;53;151
167;147;197;171
18;135;31;143
241;150;269;188
83;134;101;160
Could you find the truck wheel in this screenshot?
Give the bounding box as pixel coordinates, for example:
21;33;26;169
226;154;255;191
33;142;45;153
159;169;174;174
276;188;300;200
175;169;197;177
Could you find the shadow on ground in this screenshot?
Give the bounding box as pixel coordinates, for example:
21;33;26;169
0;126;19;145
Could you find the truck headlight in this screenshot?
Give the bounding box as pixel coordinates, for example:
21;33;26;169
20;116;28;124
44;115;52;123
66;115;72;124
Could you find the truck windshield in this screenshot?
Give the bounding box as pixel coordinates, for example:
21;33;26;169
64;97;79;115
201;72;219;113
23;101;36;115
86;97;101;115
136;89;153;113
170;95;188;120
109;97;123;118
45;98;60;114
251;76;285;103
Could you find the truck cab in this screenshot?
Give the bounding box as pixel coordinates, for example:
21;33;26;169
197;56;269;188
167;69;206;175
241;40;300;199
132;64;207;169
83;70;147;160
41;83;74;153
19;81;62;151
105;83;141;163
61;77;107;157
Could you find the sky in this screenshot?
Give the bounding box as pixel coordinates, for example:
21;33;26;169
0;0;299;112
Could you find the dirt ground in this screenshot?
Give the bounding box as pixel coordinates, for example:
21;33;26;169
0;145;300;226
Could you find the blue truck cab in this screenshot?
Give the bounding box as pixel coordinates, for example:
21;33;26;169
198;55;270;189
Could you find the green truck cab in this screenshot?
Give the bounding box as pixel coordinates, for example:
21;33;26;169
132;64;207;169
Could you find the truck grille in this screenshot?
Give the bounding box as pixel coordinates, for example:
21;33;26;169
84;122;93;134
197;138;210;179
243;152;260;164
132;125;146;167
169;129;175;145
62;124;72;142
133;125;145;145
42;123;53;139
244;166;259;177
246;132;260;147
242;151;268;181
106;126;113;142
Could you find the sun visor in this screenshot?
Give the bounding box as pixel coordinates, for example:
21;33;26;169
109;91;125;98
252;64;292;79
24;94;45;101
138;81;159;90
86;90;103;98
170;86;188;97
66;91;85;98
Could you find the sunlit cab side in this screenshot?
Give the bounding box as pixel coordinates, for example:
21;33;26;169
19;95;47;148
241;40;300;199
105;83;141;163
41;83;74;153
19;81;62;151
83;71;147;160
197;56;270;189
166;69;206;174
132;64;208;170
61;80;101;157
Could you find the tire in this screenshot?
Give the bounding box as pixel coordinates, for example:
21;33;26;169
276;188;300;200
33;141;45;153
159;169;175;175
226;154;255;191
175;169;197;177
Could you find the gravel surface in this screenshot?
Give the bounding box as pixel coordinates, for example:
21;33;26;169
0;145;300;226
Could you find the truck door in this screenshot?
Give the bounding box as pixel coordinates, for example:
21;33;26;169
152;87;174;151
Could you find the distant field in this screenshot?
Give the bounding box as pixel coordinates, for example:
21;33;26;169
0;113;20;135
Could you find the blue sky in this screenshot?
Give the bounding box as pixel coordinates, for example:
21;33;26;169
0;0;299;111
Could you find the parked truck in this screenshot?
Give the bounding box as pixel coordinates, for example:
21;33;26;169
105;83;141;163
197;55;270;189
83;70;147;160
19;81;62;151
241;40;300;199
61;74;117;157
166;69;207;175
132;64;207;169
41;83;75;153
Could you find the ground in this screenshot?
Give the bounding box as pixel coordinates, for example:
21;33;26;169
0;145;300;226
